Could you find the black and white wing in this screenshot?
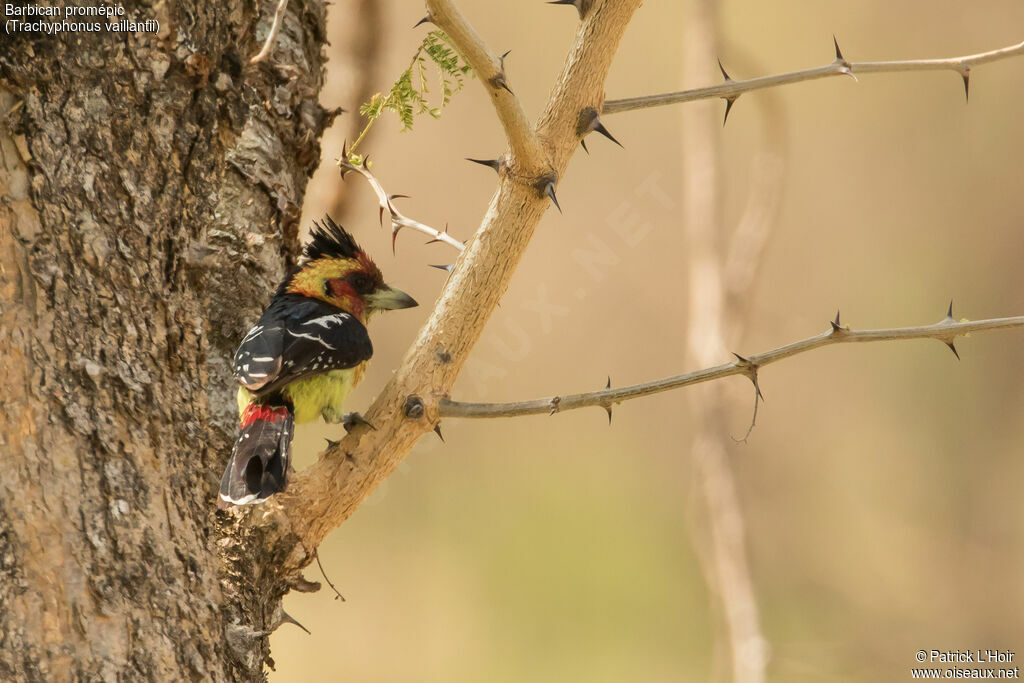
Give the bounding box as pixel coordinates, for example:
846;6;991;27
233;294;373;396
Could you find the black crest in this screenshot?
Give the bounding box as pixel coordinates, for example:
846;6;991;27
304;215;362;262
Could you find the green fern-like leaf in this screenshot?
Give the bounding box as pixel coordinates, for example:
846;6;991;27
355;30;473;142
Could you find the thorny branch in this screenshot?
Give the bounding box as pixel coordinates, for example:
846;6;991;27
250;0;291;64
603;39;1024;114
336;154;465;252
439;308;1024;419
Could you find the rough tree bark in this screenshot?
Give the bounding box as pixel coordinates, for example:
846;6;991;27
0;0;332;679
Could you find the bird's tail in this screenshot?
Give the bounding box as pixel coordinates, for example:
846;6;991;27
218;403;294;508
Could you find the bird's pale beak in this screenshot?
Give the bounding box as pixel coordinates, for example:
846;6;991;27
367;284;418;311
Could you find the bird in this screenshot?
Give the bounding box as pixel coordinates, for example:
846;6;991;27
218;215;418;507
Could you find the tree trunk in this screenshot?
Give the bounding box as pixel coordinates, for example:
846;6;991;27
0;1;331;678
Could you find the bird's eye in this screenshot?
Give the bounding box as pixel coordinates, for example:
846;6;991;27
348;272;373;294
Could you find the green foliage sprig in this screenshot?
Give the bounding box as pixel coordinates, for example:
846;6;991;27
347;31;473;163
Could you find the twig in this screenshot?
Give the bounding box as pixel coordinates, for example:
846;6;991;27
327;0;383;222
250;0;291;64
603;39;1024;114
336;155;465;252
731;387;760;444
314;550;346;602
425;0;547;170
439;311;1024;418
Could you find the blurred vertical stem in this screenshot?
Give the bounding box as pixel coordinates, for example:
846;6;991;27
681;1;770;681
327;0;383;220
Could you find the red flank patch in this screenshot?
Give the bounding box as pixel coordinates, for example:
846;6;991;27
239;404;291;429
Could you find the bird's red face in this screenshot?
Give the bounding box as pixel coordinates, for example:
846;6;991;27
287;252;416;321
286;217;418;320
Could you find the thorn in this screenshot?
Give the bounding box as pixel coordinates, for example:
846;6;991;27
542;180;561;213
278;609;311;635
388;193;411;201
830;309;844;333
732;353;763;400
722;97;738;126
592;120;623;147
489;50;514;95
832;35;858;81
750;372;764;401
602;376;612;424
342;412;376;433
324;438;341;449
960;69;970;102
433;424;445;442
339;141;351;178
577;106;623;148
391;225;400;254
413;13;431;28
941;301;960;357
429;263;454;273
751;372;764;401
547;0;586;19
465;157;503;173
579;138;589;153
718;58;732;81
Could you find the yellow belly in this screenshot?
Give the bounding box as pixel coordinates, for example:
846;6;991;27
236;362;367;424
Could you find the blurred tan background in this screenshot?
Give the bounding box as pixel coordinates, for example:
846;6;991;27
272;1;1024;681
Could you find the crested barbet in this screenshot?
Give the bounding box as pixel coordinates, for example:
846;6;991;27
218;216;418;507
